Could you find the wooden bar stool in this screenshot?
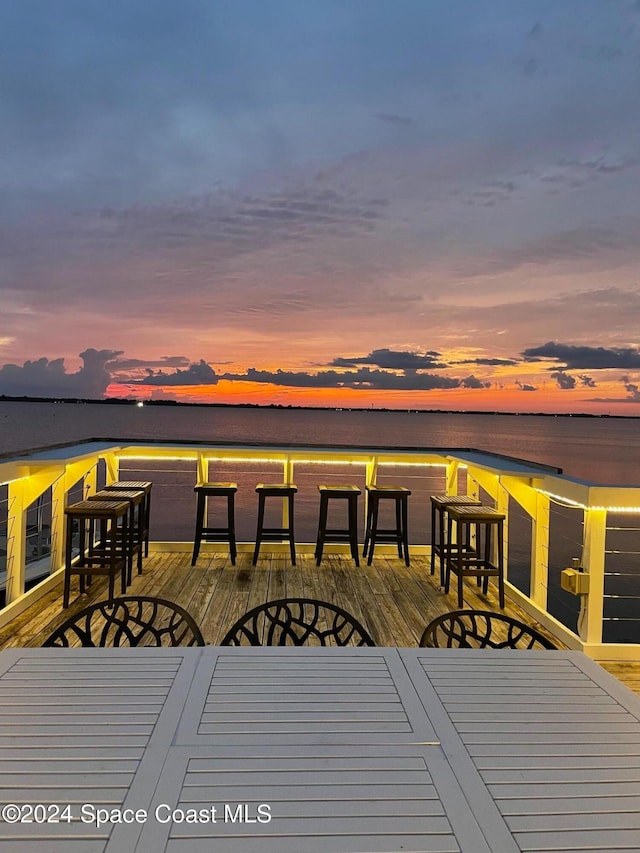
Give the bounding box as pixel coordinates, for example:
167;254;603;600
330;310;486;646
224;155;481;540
430;494;482;586
88;488;145;583
104;481;152;556
445;504;506;608
315;485;361;566
192;482;238;565
363;485;411;566
63;500;130;608
253;484;297;565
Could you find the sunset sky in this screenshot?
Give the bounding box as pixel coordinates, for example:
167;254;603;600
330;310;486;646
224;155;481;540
1;0;640;413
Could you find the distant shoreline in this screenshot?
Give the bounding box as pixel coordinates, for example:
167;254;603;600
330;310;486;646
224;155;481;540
0;395;636;419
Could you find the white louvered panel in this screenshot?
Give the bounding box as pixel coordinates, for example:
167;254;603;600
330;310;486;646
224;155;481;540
177;647;440;745
131;744;499;853
411;650;640;853
0;650;185;852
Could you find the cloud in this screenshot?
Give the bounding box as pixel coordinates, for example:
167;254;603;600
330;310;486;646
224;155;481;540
126;360;218;386
330;348;445;370
577;374;596;387
109;356;190;370
223;366;470;391
455;357;519;366
516;381;538;392
523;342;640;369
551;371;576;390
0;348;122;398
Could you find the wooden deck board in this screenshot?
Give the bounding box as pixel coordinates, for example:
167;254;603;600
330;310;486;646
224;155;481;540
2;550;639;695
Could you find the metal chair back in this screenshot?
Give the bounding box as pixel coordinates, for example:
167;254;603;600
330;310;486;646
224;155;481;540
220;597;375;646
420;609;557;649
43;596;205;647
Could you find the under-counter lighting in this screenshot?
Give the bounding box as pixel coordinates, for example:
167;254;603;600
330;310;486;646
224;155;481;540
537;489;640;513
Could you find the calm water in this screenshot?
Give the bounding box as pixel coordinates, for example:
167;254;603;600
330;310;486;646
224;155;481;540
1;401;640;484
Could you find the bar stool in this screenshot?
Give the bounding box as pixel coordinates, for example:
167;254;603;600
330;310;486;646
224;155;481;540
63;500;130;608
315;485;361;566
445;504;506;608
253;484;297;565
430;494;482;586
88;488;145;583
103;481;152;556
363;485;411;566
192;482;238;565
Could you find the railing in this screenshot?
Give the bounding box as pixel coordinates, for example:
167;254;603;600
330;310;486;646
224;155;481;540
1;438;639;660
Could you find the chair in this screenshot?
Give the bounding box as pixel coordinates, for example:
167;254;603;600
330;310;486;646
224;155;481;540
42;596;205;647
315;484;361;566
419;609;557;649
192;482;238;565
253;484;297;565
363;485;411;566
220;597;376;646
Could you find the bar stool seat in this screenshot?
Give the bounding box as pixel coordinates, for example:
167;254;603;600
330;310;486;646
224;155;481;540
430;494;482;586
315;485;361;566
363;485;411;566
192;482;238;565
445;504;506;608
63;500;130;608
103;481;152;556
253;484;297;565
88;488;145;582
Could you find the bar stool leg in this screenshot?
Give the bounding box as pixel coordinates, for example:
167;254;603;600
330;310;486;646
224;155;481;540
192;491;206;565
348;494;360;566
228;492;237;565
253;493;265;565
315;493;328;566
401;495;410;566
366;498;379;566
483;522;491;594
288;491;296;565
63;514;73;608
498;520;505;608
457;521;465;607
363;501;372;559
395;499;403;559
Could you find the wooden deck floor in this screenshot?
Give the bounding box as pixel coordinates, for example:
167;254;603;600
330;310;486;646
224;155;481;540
1;550;638;694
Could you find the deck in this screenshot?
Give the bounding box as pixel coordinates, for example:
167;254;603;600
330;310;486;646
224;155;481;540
2;548;638;693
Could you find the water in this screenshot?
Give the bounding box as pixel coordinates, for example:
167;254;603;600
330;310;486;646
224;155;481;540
1;401;639;642
2;401;640;484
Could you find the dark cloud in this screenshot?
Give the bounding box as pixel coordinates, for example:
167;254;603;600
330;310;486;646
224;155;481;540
516;381;538;392
109;356;190;370
523;342;640;369
330;348;445;370
223;366;466;391
460;375;491;389
0;349;121;398
126;359;218;386
455;357;519;366
551;371;576;390
578;374;596;387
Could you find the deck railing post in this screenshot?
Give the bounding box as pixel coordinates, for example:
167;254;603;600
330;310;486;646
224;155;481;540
578;509;606;644
197;453;207;484
6;479;26;604
365;457;378;532
49;475;66;575
446;461;459;496
104;453;119;485
530;491;550;608
283;457;294;532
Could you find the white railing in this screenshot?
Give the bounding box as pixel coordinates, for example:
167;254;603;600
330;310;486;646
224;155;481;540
1;438;639;660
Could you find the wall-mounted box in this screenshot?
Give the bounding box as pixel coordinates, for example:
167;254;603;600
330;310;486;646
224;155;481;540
561;568;590;595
